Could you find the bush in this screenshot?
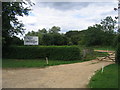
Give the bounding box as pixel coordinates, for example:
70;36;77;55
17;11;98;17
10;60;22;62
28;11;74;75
115;43;120;64
3;46;81;60
115;34;120;64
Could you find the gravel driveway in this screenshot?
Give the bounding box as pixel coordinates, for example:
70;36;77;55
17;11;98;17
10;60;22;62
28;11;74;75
2;59;114;88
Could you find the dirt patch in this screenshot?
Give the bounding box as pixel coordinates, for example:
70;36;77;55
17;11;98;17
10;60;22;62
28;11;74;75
2;60;114;88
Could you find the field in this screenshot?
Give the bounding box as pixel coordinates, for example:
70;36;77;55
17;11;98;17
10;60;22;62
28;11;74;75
88;64;119;88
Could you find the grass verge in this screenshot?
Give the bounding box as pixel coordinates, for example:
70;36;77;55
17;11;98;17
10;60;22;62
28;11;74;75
2;59;82;68
82;51;109;61
93;46;115;51
2;51;108;68
88;64;119;88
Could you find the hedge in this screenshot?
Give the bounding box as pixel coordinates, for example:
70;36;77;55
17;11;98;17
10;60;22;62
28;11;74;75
3;46;81;60
115;34;120;64
115;43;120;64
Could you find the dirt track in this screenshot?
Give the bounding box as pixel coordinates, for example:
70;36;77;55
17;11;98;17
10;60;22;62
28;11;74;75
2;59;114;88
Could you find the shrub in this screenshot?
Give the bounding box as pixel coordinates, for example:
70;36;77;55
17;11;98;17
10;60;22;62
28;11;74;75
3;46;81;60
115;34;120;64
115;43;120;64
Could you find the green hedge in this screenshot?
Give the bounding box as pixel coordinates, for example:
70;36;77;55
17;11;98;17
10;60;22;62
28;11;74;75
115;34;120;64
3;46;81;60
115;43;120;64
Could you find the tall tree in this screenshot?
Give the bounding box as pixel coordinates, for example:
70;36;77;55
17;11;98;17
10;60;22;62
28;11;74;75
114;0;120;64
84;25;104;46
2;1;33;47
100;16;117;33
49;26;61;34
38;28;47;34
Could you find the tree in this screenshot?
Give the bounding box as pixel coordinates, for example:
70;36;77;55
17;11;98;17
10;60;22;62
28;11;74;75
65;31;79;38
38;28;47;34
25;26;69;45
52;34;68;45
100;16;117;33
84;25;104;46
49;26;61;34
11;36;23;45
2;1;33;47
114;0;120;64
42;34;54;45
100;16;117;46
26;28;47;45
65;31;82;45
71;35;81;45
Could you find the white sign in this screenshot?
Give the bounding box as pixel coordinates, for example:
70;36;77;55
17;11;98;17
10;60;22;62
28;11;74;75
24;36;39;45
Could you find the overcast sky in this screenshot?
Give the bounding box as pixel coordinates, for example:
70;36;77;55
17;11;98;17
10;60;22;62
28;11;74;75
17;1;118;36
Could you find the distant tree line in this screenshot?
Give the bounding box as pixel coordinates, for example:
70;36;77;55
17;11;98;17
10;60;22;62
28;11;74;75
22;16;117;47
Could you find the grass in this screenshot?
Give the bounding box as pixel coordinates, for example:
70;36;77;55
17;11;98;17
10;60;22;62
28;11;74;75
88;64;119;88
93;46;115;51
76;45;109;61
82;51;109;61
2;59;82;68
76;45;115;51
2;51;109;68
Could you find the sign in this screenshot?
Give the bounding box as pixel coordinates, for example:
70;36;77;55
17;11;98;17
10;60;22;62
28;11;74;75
24;36;39;45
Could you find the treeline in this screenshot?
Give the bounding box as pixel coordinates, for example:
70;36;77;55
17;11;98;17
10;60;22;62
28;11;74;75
26;26;68;45
24;16;117;47
11;16;118;47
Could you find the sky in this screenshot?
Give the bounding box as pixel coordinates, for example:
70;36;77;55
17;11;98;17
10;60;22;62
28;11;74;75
17;0;118;37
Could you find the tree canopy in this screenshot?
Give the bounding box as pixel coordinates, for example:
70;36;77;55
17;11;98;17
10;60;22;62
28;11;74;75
2;1;33;47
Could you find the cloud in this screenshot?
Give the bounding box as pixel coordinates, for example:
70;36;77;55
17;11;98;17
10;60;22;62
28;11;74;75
17;1;118;36
37;2;90;11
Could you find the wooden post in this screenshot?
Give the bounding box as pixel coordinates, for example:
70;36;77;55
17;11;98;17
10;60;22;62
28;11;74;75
46;57;49;64
83;49;86;58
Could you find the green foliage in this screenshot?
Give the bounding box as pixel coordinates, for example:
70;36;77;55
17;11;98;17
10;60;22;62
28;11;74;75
49;26;61;34
65;31;80;38
42;34;54;45
102;32;116;46
84;26;104;46
115;43;120;64
11;36;23;45
52;34;69;45
2;2;32;47
88;64;119;88
26;29;47;45
26;26;69;45
71;35;80;45
101;16;117;33
3;46;81;60
115;44;120;63
93;46;115;51
65;30;86;45
115;34;120;64
83;23;116;46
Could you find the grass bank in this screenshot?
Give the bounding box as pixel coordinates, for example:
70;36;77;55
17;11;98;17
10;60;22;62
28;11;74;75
88;64;119;88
